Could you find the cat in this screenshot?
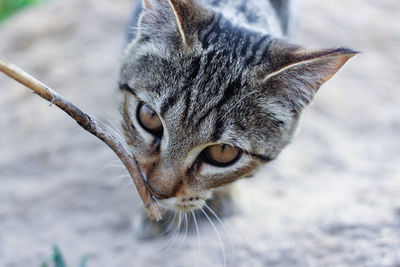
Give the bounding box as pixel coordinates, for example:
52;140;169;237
119;0;356;238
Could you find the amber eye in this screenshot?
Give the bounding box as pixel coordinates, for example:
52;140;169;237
202;144;241;167
137;103;163;137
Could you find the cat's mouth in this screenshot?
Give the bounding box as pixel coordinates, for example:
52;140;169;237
141;173;207;211
158;197;207;212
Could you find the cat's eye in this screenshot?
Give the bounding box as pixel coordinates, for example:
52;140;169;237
137;103;163;137
202;144;241;167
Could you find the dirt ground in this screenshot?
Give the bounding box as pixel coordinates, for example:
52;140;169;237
0;0;399;266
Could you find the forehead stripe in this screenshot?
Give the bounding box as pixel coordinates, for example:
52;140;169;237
199;14;222;49
160;94;179;115
160;55;201;116
193;75;242;128
255;39;273;65
245;35;271;65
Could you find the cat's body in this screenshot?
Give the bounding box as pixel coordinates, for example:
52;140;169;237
120;0;355;238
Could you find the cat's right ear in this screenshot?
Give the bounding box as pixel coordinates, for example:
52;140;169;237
140;0;211;47
258;43;357;112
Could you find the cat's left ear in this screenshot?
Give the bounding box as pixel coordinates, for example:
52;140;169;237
260;44;358;111
141;0;210;47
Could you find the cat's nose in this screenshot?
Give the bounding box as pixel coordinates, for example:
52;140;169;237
139;160;184;199
144;180;169;200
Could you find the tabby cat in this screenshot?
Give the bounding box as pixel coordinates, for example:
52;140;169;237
119;0;356;237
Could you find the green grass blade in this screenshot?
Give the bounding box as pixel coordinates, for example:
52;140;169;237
52;246;67;267
0;0;46;22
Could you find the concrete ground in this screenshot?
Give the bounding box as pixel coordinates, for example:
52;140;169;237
0;0;399;266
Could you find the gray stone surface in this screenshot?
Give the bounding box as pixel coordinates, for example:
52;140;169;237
0;0;399;266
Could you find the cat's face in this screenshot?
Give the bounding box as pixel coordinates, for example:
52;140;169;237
119;0;355;212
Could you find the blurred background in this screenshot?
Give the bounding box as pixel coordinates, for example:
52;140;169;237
0;0;399;266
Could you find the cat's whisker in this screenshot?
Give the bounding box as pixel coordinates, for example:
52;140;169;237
159;211;177;237
160;210;174;227
206;201;252;253
109;158;122;164
121;179;135;188
92;159;124;174
109;174;131;183
204;204;230;235
99;163;126;173
154;211;178;252
159;211;182;254
100;119;130;152
171;211;183;245
103;161;124;167
204;204;235;256
200;207;226;267
178;212;189;249
191;210;201;267
103;172;132;188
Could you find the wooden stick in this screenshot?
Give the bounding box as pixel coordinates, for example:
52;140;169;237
0;57;162;221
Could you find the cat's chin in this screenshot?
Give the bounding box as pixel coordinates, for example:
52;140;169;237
158;197;207;212
131;189;236;240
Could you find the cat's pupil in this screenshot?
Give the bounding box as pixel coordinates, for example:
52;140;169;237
137;103;163;136
204;144;240;167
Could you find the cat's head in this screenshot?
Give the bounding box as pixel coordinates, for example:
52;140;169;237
119;0;356;212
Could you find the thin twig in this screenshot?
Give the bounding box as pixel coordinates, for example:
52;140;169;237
0;56;162;221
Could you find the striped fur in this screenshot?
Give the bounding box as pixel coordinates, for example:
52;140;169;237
119;0;356;213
